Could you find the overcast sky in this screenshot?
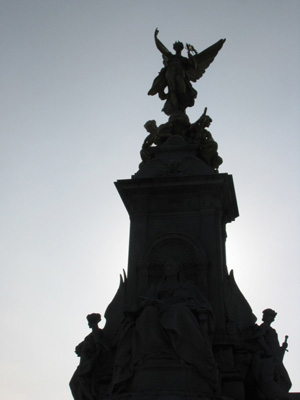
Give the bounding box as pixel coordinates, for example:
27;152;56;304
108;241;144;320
1;1;299;399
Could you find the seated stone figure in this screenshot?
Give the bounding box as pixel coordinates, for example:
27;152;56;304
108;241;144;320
188;108;223;169
70;313;113;400
109;260;219;395
140;120;158;165
139;119;173;167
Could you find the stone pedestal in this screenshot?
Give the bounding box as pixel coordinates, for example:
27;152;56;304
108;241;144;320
71;135;293;400
115;172;238;338
112;136;242;398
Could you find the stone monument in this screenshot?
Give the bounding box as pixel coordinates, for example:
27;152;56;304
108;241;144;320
70;30;296;400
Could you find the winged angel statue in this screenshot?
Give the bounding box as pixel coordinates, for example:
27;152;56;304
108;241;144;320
148;29;225;116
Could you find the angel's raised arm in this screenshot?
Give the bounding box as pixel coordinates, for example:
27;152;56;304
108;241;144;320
154;28;171;57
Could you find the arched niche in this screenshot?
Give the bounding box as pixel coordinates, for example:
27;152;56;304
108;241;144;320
137;233;209;296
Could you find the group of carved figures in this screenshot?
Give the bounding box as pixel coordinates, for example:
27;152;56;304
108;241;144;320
70;264;292;400
70;31;292;400
138;29;226;171
140;108;223;171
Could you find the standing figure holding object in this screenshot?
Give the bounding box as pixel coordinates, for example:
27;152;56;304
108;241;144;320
251;309;292;399
148;29;225;116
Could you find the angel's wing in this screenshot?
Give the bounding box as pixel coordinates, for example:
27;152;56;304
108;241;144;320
187;39;226;82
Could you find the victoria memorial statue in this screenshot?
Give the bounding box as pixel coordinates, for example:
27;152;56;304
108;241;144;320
69;30;297;400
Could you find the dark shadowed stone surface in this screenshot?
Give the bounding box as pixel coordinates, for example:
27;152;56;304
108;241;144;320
70;131;295;400
135;136;215;179
115;172;238;325
129;364;213;393
105;394;222;400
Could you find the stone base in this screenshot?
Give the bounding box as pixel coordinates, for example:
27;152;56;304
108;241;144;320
220;372;245;400
128;364;216;395
104;392;222;400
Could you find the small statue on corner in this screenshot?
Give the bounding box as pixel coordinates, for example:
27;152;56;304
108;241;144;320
188;107;223;170
139;120;158;166
250;308;292;400
70;313;113;400
139;120;172;167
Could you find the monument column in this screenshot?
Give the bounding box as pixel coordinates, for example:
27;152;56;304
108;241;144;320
115;149;239;338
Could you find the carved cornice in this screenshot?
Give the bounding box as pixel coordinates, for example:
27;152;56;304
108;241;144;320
115;173;238;223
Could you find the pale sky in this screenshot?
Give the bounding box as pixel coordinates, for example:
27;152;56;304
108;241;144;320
1;1;299;399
